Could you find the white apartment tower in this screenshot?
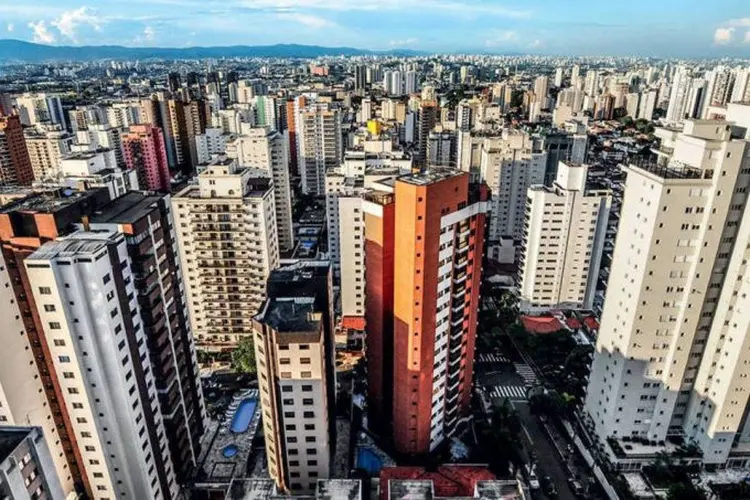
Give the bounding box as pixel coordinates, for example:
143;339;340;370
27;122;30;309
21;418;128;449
298;105;343;196
666;66;692;123
226;126;295;252
519;162;611;311
585;106;750;467
0;252;76;495
25;231;178;500
172;159;279;351
479;130;547;260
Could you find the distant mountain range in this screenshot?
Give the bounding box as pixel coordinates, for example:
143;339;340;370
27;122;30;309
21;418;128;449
0;39;425;62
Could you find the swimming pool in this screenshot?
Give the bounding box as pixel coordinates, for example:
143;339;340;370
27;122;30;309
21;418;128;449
230;398;257;433
356;447;383;475
223;444;238;458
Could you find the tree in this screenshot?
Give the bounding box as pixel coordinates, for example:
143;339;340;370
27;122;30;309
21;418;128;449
231;337;257;375
666;482;705;500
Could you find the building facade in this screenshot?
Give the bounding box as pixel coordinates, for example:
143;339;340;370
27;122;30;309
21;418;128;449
0;426;66;500
519;162;611;311
0;115;34;187
364;169;488;455
585;108;750;467
298;105;342;196
253;261;335;494
122;124;172;193
25;231;178;499
172;159;279;351
89;192;207;483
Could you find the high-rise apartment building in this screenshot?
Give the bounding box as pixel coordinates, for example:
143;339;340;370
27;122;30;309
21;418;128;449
364;169;488;455
585;106;750;467
195;127;229;164
417;101;438;165
298;105;343;196
24;128;73;181
519;162;611;311
25;230;178;500
172;159;279;350
59;149;138;200
638;90;658;121
122;124;172;193
0;426;66;500
88;192;207;483
479;130;547;260
226;126;294;252
0;188;112;498
0;115;34;186
666;66;692;123
253;260;335;494
325;152;411;320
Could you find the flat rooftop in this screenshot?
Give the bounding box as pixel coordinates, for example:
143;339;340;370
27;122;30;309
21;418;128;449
389;480;433;500
316;479;361;500
0;427;30;462
28;234;116;261
398;168;464;186
91;191;164;224
0;188;105;214
259;298;320;333
225;479;277;500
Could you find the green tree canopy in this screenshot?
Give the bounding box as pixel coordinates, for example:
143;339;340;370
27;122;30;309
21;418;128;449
231;337;257;375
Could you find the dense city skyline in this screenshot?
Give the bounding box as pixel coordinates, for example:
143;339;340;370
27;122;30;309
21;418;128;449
1;1;750;57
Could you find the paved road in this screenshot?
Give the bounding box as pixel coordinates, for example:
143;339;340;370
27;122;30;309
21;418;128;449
514;401;576;500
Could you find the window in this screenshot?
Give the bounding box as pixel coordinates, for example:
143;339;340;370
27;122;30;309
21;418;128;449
85;446;96;452
303;411;315;418
44;304;56;312
63;372;75;379
38;287;51;295
303;398;314;405
102;274;111;285
301;385;313;392
54;339;65;346
68;388;79;394
49;322;62;330
58;355;71;363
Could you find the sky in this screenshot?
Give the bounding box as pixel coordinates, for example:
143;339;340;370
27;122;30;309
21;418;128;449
1;1;750;57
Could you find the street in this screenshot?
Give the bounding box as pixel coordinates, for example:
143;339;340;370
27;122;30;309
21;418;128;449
514;401;576;500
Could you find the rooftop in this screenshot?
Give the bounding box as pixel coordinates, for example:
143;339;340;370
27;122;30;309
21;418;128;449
380;466;496;500
0;187;107;215
0;427;31;462
91;191;164;224
259;298;320;333
28;232;120;261
225;479;277;500
316;480;361;500
398;168;465;186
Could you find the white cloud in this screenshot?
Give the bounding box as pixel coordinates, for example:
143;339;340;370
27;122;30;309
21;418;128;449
52;7;105;43
714;27;735;45
143;26;156;41
745;31;750;44
6;23;14;33
276;12;333;29
238;0;531;18
528;39;543;49
726;18;750;28
28;20;55;44
484;30;518;47
389;38;418;47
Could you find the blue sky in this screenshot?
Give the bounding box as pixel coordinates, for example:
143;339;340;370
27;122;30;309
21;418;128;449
1;1;749;57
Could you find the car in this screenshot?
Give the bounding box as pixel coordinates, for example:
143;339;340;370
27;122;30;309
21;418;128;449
525;464;540;490
568;478;585;497
541;476;558;498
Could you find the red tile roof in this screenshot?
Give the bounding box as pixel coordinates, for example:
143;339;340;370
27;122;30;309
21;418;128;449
583;316;600;331
380;465;495;500
520;315;564;334
341;316;366;331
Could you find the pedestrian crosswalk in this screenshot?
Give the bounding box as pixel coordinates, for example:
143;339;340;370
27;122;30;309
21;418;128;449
488;385;527;400
477;353;510;364
514;363;538;386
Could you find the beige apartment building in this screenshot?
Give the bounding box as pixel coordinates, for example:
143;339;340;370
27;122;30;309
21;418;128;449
519;161;611;311
172;158;279;350
585;105;750;468
253;261;335;494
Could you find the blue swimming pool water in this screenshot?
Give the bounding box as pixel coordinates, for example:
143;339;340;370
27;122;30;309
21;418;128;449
223;444;238;458
230;398;257;433
356;447;383;475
